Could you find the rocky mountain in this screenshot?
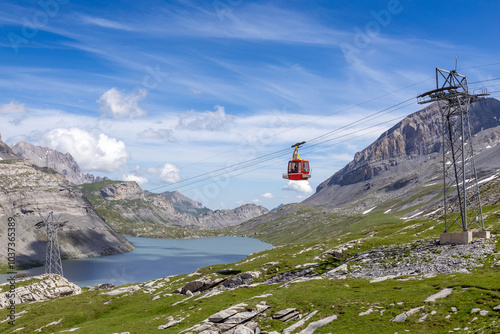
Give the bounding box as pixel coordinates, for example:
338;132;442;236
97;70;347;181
158;190;210;215
303;98;500;212
83;181;269;237
0;133;18;160
0;137;134;267
185;203;269;228
11;142;106;185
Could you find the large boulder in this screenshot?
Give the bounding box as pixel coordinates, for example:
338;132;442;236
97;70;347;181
0;274;82;308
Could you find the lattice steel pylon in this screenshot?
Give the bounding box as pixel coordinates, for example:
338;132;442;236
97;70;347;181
36;212;67;276
418;68;488;233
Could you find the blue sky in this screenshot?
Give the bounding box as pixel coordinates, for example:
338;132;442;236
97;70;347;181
0;0;499;210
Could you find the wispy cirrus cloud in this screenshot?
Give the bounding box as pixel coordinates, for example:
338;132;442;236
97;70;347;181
80;15;136;31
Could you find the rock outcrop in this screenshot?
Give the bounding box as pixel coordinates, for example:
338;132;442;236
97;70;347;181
0;274;81;309
0;138;134;266
159;191;210;215
100;181;145;201
318;98;500;191
11;141;106;185
0;133;19;160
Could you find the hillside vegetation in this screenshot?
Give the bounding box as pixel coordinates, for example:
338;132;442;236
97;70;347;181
1;199;499;333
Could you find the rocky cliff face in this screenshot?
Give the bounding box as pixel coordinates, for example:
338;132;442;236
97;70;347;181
159;191;210;215
304;98;500;211
100;181;145;201
0;137;134;267
11;142;106;185
0;133;19;160
319;98;500;190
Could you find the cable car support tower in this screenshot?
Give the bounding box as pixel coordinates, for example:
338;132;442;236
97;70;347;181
417;67;490;244
35;212;66;276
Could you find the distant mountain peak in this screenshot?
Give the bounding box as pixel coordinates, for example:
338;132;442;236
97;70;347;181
11;141;107;185
0;133;20;160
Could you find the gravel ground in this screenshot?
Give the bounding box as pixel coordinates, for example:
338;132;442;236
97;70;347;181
327;237;496;279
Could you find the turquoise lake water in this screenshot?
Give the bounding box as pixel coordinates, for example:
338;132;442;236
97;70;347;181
16;236;273;287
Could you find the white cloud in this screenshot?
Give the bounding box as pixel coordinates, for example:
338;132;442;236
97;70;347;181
0;101;27;114
122;174;148;184
41;127;130;172
261;192;274;198
282;180;313;194
138;128;176;141
177;105;235;131
147;163;181;183
97;88;147;119
81;15;135;31
252;199;261;203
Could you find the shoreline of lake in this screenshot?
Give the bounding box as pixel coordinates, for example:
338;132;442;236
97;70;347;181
0;236;273;287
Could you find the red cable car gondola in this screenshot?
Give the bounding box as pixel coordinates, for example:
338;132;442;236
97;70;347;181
282;141;311;181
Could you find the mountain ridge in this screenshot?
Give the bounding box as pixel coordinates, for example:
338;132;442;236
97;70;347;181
84;181;269;237
11;141;107;185
0;137;134;267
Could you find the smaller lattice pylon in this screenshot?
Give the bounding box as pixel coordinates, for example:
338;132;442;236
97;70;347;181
36;212;67;276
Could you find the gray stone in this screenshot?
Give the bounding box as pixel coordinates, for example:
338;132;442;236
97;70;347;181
280;311;300;322
208;309;238;323
157;319;182;329
418;314;428;322
471;308;481;313
223;274;254;289
359;308;374;316
88;283;115;291
177;278;225;295
406;306;424;316
425;288;453;302
192;323;213;332
254;303;270;313
272;308;297;319
392;312;407;322
232;325;254;334
493;305;500;311
297;314;337;334
215;322;236;331
101;285;140;296
283;310;318;334
224;311;258;324
199;330;221;334
266;268;314;284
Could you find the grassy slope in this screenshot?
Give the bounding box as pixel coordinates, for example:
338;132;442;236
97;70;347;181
1;204;499;333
